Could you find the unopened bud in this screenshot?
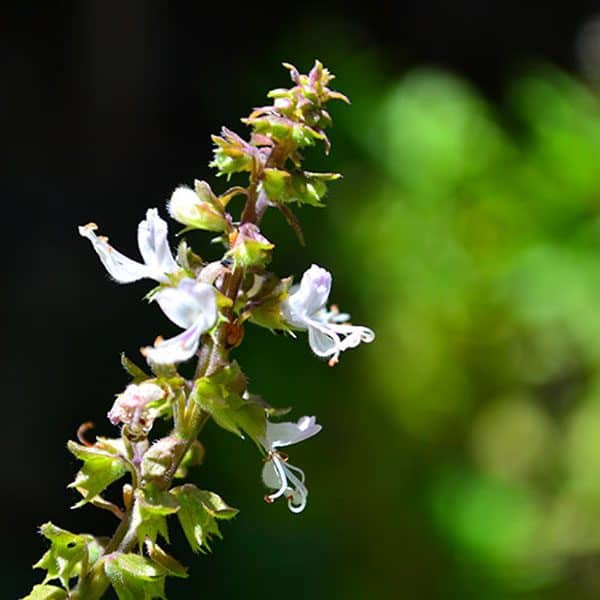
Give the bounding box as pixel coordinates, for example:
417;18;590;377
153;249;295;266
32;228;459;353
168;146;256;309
168;186;229;232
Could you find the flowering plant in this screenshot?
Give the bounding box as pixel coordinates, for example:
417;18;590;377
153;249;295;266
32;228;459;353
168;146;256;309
24;61;373;600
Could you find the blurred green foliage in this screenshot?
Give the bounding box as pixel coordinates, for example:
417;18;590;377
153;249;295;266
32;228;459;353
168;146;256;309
331;62;600;596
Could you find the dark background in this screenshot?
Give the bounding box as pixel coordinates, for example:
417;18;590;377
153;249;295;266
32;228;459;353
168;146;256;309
4;2;600;598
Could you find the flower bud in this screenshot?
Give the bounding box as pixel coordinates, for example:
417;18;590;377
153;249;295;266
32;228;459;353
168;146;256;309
168;185;228;232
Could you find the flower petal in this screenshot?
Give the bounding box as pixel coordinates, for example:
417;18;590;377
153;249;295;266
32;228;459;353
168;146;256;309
137;208;178;282
142;320;205;364
78;223;151;283
262;456;288;501
155;279;217;329
264;416;322;449
283;264;331;327
307;322;340;357
306;319;375;363
282;461;308;513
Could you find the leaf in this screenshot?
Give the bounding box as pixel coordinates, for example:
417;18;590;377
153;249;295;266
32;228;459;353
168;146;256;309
171;484;238;553
67;441;128;507
20;584;68;600
131;489;179;546
191;363;266;442
104;553;166;600
121;353;150;383
33;523;96;589
194;490;239;519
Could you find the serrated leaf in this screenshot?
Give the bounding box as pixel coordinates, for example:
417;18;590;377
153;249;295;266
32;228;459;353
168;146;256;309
104;553;166;600
194;490;239;519
145;542;188;578
171;484;237;553
20;584;68;600
33;523;96;589
67;441;128;507
131;489;179;546
121;353;149;383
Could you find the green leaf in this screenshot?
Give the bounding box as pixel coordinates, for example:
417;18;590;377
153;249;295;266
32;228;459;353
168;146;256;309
131;489;179;546
20;584;67;600
194;490;239;519
33;523;96;589
67;441;128;507
191;363;266;442
171;484;238;553
104;553;166;600
121;353;150;383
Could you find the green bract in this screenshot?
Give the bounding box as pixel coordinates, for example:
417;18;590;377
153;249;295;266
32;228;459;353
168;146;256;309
191;362;266;442
171;484;238;553
104;553;167;600
33;523;102;590
67;441;129;507
21;584;68;600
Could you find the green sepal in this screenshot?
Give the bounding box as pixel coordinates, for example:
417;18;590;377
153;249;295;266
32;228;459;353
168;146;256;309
33;523;98;589
170;181;229;233
262;168;291;200
175;239;203;273
20;584;67;600
104;553;166;600
245;275;292;332
131;488;179;546
145;542;188;578
174;440;205;479
141;436;187;485
171;484;238;553
227;235;274;269
244;392;292;417
121;353;150;383
210;128;254;178
245;113;324;149
67;441;128;507
191;363;266;442
261;169;340;206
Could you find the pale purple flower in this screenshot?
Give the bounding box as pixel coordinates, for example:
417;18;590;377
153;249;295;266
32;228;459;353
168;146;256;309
142;277;218;364
108;382;164;431
78;208;178;284
260;416;321;513
282;264;375;365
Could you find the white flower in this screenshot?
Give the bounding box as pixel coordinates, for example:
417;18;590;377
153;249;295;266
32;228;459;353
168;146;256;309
281;264;375;366
141;277;218;364
260;416;322;513
78;208;178;283
108;382;165;435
